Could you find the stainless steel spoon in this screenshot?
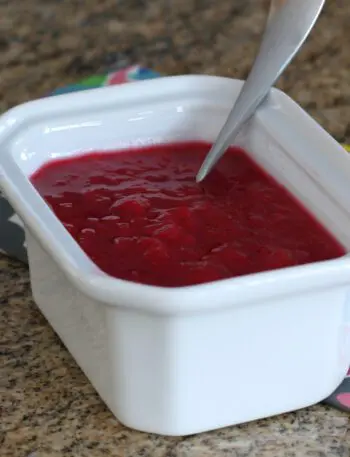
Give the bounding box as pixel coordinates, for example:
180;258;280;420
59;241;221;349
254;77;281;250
196;0;325;183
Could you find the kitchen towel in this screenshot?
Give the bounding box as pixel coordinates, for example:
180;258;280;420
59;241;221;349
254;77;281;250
0;65;349;413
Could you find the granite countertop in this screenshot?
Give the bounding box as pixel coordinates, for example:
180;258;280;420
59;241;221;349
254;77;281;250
1;1;350;456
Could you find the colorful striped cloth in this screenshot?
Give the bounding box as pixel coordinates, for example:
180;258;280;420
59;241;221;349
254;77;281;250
50;65;160;95
0;65;349;413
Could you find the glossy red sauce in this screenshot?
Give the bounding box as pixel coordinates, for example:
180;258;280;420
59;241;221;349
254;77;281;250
31;142;345;287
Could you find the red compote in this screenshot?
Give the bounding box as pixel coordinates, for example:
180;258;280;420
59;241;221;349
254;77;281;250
31;142;345;287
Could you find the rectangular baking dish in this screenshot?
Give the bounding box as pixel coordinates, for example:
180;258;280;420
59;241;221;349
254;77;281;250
0;75;350;436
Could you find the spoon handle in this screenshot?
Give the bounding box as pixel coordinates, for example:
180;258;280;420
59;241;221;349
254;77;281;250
196;0;325;183
267;0;286;24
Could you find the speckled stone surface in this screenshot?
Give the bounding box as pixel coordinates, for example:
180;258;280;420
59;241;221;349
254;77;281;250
1;1;350;456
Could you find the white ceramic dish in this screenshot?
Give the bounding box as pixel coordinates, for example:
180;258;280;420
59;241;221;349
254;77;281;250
0;75;350;436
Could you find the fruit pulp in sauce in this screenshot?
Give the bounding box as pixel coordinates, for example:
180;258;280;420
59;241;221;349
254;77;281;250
31;142;345;287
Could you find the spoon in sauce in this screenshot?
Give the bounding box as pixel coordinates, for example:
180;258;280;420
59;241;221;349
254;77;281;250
196;0;325;183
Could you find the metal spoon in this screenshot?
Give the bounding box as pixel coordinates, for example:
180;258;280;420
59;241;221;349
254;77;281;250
196;0;325;183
